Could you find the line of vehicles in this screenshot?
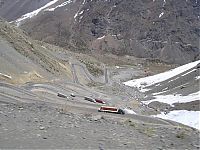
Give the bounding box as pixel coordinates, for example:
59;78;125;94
57;92;125;115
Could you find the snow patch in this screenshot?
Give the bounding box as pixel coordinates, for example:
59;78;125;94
163;0;166;6
79;10;84;15
153;110;200;130
79;16;83;22
82;0;86;5
123;108;136;114
0;73;12;79
181;69;197;77
124;60;200;92
45;0;72;11
152;91;167;95
97;35;106;40
195;76;200;80
74;12;79;19
168;77;179;83
14;0;60;26
159;12;164;18
142;91;200;106
116;66;121;69
74;10;84;20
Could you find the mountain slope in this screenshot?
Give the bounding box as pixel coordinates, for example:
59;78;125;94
124;60;200;129
0;0;199;64
0;18;74;83
0;0;53;21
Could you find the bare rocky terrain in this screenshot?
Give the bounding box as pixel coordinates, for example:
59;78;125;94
0;16;200;149
0;102;199;149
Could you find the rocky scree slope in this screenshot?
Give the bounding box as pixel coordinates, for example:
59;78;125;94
124;60;200;129
0;102;199;149
0;17;75;83
0;0;199;64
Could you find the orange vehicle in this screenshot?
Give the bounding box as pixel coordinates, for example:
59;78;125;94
98;106;125;115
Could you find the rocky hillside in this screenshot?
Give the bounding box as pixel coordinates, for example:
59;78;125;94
0;0;199;64
0;17;75;84
0;8;200;149
0;0;54;21
125;60;200;129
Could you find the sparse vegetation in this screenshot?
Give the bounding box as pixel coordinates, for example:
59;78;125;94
176;131;186;139
87;81;103;87
58;104;72;114
125;119;156;137
137;126;156;137
79;59;104;76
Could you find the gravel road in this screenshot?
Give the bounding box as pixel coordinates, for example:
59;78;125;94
0;102;199;149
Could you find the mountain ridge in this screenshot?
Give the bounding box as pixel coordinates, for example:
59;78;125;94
0;0;199;64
